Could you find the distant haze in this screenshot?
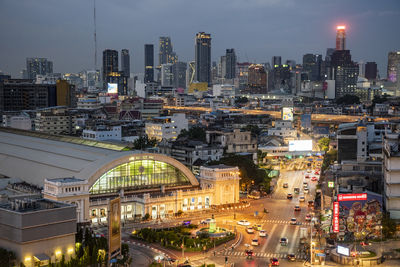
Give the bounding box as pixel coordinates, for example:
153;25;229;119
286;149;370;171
0;0;399;78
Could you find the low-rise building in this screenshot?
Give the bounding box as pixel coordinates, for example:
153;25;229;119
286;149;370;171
0;198;76;267
267;120;297;138
82;125;121;141
206;128;258;156
145;113;188;141
34;107;78;135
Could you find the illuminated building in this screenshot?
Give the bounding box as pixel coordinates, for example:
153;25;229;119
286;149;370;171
121;49;130;77
331;50;358;98
225;49;236;79
144;44;154;83
272;56;281;68
159;37;177;67
302;54;322;81
247;64;267;94
102;49;118;87
195;32;212;85
387;51;400;82
188;81;208;94
161;63;174;87
26;58;53;80
0;197;76;266
336;25;346;51
145;113;188;141
236;62;251;92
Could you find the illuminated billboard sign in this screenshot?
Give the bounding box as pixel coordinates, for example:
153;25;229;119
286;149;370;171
107;83;118;94
328;181;335;188
337;245;349;256
108;197;121;259
282;107;293;121
289;140;312;152
333;201;339;233
338;193;367;202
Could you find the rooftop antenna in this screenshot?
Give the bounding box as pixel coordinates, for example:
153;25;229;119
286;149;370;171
94;0;97;71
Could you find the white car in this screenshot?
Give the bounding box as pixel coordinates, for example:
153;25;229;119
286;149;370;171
246;227;255;234
251;239;259;246
290;218;297;225
237;220;251;226
259;230;267;237
304;188;309;194
299;196;305;202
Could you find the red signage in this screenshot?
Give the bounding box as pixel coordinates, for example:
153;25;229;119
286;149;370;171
337;193;367;202
333;201;339;233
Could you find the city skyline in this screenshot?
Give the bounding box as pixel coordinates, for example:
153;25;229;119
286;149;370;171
0;0;399;77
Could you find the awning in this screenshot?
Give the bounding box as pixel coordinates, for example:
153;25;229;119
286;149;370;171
34;254;50;262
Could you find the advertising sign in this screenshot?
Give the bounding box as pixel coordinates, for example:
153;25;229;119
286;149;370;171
108;197;121;259
107;83;118;94
333;201;340;233
337;192;383;240
338;193;367;202
328;181;335;188
289;140;313;152
282;107;294;121
337;245;350;256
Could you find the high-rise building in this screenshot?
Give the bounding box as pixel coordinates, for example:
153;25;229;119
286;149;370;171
121;49;130;77
387;51;400;82
173;62;187;89
102;49;118;85
302;54;322;81
365;62;377;80
225;49;236;79
272;56;282;68
195;32;211;85
26;58;53;80
336;25;346;51
237;62;251;92
161;63;174;87
247;64;267;94
158;37;177;67
219;56;226;79
144;44;154;83
331;50;358;98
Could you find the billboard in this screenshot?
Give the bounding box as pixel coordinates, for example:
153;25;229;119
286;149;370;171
108;197;121;258
337;192;382;240
289;140;312;152
337;245;350;256
282;107;293;121
107;83;118;94
333;202;340;233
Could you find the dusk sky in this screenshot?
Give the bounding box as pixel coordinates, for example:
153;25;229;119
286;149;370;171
0;0;399;78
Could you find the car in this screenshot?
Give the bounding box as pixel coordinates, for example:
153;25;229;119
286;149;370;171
308;200;314;207
280;237;288;246
253;224;262;231
305;174;310;179
237;220;251;226
287;254;296;261
251;239;259;246
314;171;320;175
311;176;318;181
305;214;312;221
287;193;293;199
294;205;301;211
270;258;280;266
304;188;309;194
290;218;297;225
259;230;267;237
246;227;255;234
245;249;254;258
303;182;308;188
299;196;305;202
294;188;300;194
283;183;289;188
200;218;212;224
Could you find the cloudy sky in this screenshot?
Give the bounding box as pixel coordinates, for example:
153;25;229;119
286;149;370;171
0;0;399;78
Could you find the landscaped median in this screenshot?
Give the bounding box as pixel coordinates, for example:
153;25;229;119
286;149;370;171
131;224;235;252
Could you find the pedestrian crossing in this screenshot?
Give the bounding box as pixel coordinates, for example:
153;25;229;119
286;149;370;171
260;219;310;226
219;250;308;259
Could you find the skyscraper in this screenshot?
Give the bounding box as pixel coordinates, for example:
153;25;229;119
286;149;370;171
387;51;400;82
26;58;53;79
102;49;118;84
365;62;377;80
247;64;267;94
144;44;154;83
336;25;346;51
225;49;237;79
195;32;211;85
331;50;358;98
272;56;282;68
173;62;187;89
160;63;174;87
158;37;177;67
121;49;130;77
302;54;322;81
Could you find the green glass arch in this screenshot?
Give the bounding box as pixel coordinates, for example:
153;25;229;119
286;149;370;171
89;159;191;195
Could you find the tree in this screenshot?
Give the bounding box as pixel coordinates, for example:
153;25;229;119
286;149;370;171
382;214;397;239
322;149;337;171
143;213;150;221
336;94;360;105
177;126;206;142
133;135;158;150
235;97;248;105
318;137;330;152
244;125;261;137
